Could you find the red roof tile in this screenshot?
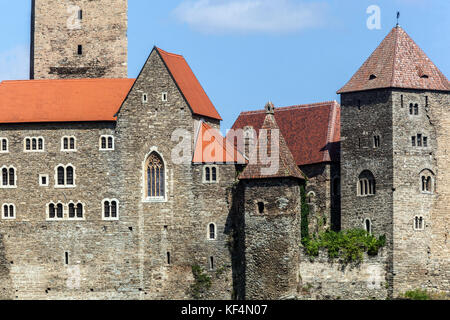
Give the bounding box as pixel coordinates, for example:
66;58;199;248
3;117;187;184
231;101;340;166
338;26;450;93
193;121;246;164
0;78;135;124
239;103;305;180
156;48;222;121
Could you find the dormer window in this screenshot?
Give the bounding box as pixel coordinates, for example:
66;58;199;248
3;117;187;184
420;74;429;79
369;74;377;80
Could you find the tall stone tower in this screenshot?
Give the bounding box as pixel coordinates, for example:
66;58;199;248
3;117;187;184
30;0;128;79
338;26;450;296
237;103;306;299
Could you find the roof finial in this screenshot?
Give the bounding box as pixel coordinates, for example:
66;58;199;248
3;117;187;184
265;101;275;114
396;11;400;27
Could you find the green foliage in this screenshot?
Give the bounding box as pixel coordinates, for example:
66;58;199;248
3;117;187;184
300;184;310;241
302;229;386;263
403;289;431;300
190;265;212;300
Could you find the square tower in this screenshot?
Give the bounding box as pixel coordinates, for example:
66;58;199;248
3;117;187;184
30;0;128;79
338;26;450;296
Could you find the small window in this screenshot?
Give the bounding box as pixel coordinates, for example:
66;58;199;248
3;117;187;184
412;136;416;147
208;223;216;240
409;104;413;115
414;104;419;115
417;134;422;147
39;174;49;187
401;95;404;108
1;166;16;188
103;199;119;220
55;164;75;188
100;135;114;151
48;203;64;220
257;202;265;214
2;204;16;220
62;136;76;151
358;171;376;196
209;256;214;270
203;166;218;183
167;252;171;265
65;252;69;265
0;138;8;153
414;216;425;230
420;170;434;194
423;137;428;147
369;74;377;80
77;45;83;55
24;137;44;152
373;136;381;148
142;93;148;103
162;92;168;102
364;219;372;234
78;9;83;20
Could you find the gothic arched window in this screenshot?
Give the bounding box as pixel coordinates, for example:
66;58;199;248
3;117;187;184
145;152;165;199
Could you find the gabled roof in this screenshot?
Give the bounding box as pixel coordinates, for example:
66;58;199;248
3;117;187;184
0;78;135;124
156;47;222;121
338;26;450;94
231;101;340;166
239;103;305;181
193;121;246;164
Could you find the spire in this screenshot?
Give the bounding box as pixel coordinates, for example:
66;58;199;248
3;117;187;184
338;26;450;93
239;102;305;181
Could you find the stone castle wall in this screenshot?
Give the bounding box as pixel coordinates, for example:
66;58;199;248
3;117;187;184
31;0;128;79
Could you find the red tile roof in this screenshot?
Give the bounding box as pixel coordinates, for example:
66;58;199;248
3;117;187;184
338;26;450;94
193;121;246;164
156;47;222;121
231;101;340;166
0;78;135;124
239;103;305;180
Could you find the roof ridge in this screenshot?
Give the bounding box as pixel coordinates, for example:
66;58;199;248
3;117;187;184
1;78;134;85
155;47;184;58
390;26;400;87
238;101;338;115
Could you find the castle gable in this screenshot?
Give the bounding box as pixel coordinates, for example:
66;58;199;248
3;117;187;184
338;26;450;93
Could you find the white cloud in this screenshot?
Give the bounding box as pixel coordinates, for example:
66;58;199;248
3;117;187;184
0;45;29;82
173;0;329;34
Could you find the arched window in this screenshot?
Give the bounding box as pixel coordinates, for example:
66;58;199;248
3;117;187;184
49;203;56;219
358;171;376;196
414;216;425;231
76;203;83;218
145;152;165;199
2;204;15;219
365;219;372;234
55;165;75;187
373;135;381;148
57;204;63;219
420;169;434;194
203;165;219;183
100;135;114;150
68;203;76;218
57;166;65;185
1;166;16;187
257;202;265;214
102;199;119;220
208;223;216;240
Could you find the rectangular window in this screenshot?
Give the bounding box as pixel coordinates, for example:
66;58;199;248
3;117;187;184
162;92;168;102
417;134;422;147
0;139;7;152
77;45;83;55
65;252;69;265
78;9;83;20
39;174;49;187
423;137;428;147
412;136;416;147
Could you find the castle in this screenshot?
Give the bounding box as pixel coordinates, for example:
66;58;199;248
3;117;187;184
0;0;448;300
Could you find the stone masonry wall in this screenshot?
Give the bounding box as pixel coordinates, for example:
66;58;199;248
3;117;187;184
297;250;388;300
340;89;394;294
31;0;128;79
241;178;302;300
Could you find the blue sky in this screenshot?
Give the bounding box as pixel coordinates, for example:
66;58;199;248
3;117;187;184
0;0;448;130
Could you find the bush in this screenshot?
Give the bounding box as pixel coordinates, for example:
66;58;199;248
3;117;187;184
403;289;430;300
189;265;212;300
302;229;386;263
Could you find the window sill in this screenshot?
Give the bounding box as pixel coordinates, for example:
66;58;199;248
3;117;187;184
103;217;120;221
143;197;167;203
0;186;17;189
54;185;76;189
99;149;115;151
